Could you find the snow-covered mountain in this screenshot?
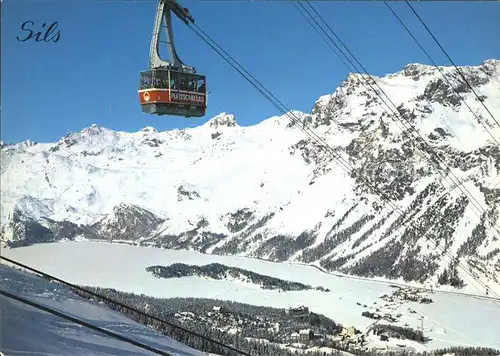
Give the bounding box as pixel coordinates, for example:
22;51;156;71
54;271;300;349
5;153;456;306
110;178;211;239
2;59;500;292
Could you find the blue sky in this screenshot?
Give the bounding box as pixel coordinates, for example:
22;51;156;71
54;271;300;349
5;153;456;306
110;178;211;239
2;0;499;143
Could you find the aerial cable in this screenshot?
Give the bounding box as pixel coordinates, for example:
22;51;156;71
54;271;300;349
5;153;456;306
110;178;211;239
4;0;498;306
293;0;406;139
294;0;500;239
291;1;352;71
7;0;496;303
405;0;500;129
190;9;500;300
0;256;254;356
293;0;500;296
186;21;500;300
188;21;418;202
189;18;500;300
4;0;492;302
298;0;500;227
187;22;357;176
380;2;500;272
383;0;500;146
293;0;419;153
0;289;174;356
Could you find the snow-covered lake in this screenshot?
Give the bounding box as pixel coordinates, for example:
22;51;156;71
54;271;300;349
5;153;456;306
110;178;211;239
2;241;500;351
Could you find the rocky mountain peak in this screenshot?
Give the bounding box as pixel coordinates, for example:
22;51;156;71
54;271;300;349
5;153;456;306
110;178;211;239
204;113;239;129
140;126;158;133
81;124;109;136
401;63;436;81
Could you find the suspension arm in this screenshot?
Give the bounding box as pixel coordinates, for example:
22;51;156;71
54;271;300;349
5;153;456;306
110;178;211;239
148;0;196;73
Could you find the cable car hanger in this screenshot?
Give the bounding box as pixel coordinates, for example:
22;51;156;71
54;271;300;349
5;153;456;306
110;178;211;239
149;0;194;72
138;0;207;118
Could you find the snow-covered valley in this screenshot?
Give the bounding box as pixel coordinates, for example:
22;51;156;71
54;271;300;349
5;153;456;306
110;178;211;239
2;58;500;354
2;59;500;297
2;241;500;352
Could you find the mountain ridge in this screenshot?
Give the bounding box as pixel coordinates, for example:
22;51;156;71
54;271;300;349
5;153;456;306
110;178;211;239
2;59;499;295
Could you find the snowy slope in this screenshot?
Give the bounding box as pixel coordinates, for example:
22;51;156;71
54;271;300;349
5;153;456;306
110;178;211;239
3;241;500;351
0;263;218;356
1;59;500;293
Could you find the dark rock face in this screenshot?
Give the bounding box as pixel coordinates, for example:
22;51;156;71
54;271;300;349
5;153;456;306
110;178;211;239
90;203;165;242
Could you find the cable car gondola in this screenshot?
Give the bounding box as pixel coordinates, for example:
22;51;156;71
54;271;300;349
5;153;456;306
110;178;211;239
138;0;206;118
